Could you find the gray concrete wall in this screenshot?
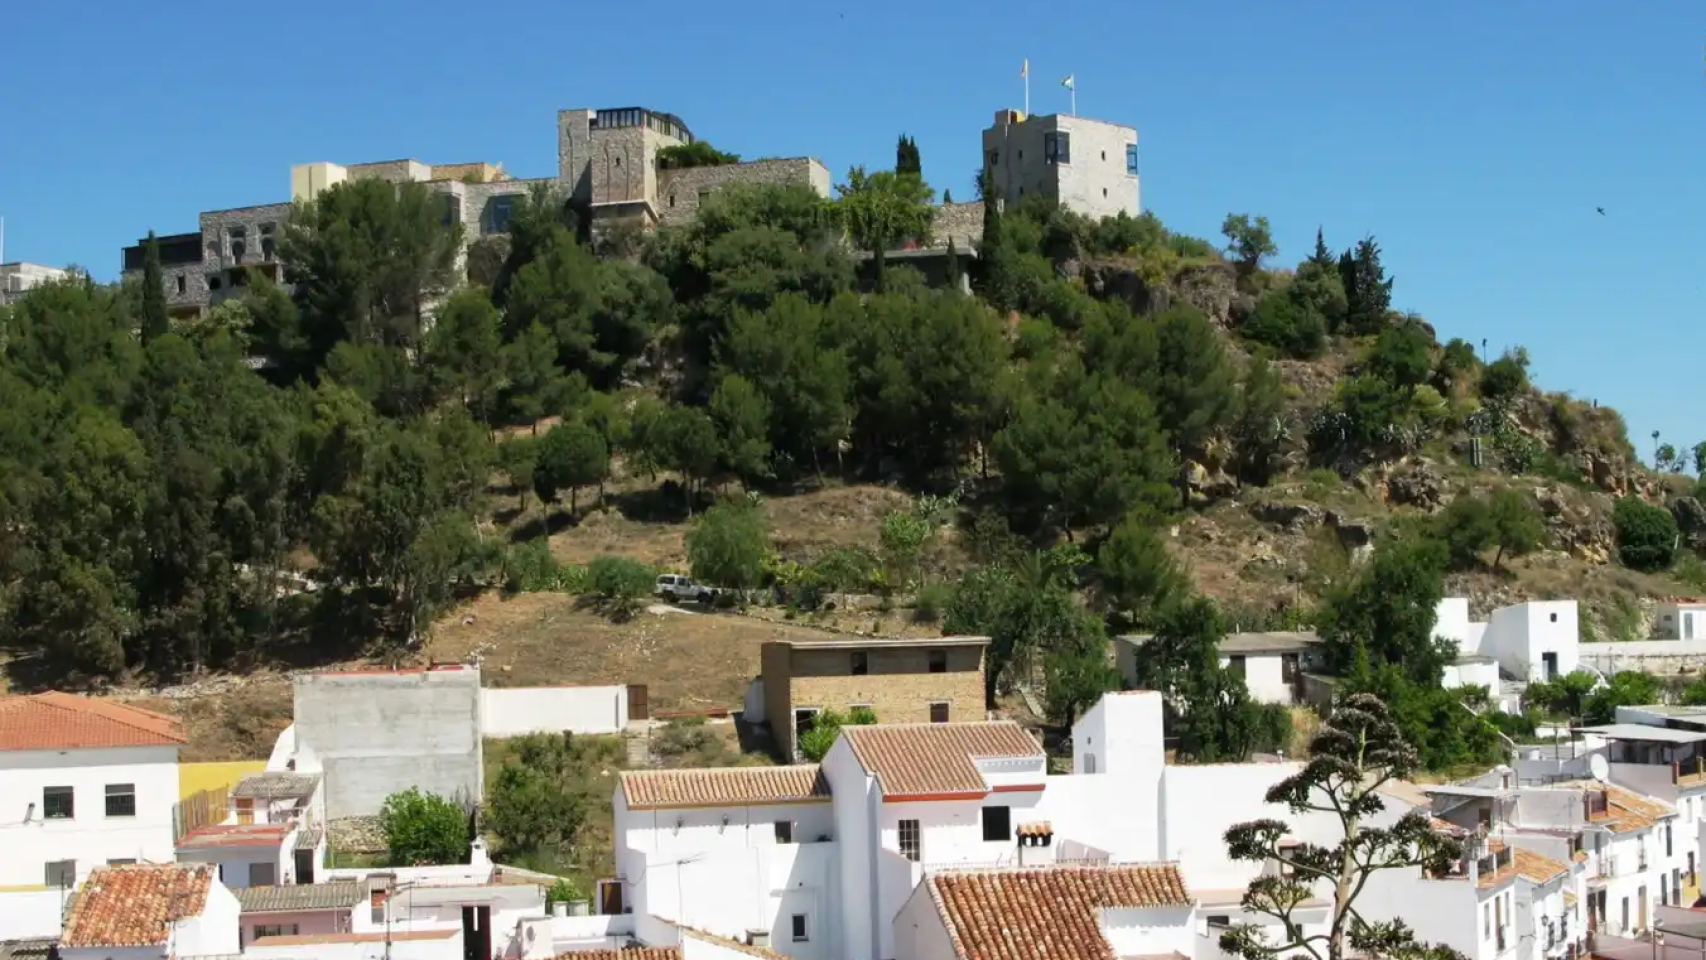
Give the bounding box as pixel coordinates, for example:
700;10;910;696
293;665;483;819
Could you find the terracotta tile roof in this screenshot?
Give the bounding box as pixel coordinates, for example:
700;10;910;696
551;950;680;960
0;692;185;751
1512;848;1571;884
236;882;363;913
1555;781;1678;833
61;863;212;948
927;864;1191;960
841;722;1043;797
176;822;291;849
1016;822;1053;838
620;765;830;809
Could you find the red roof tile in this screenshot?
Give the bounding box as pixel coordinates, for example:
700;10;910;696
841;722;1043;797
0;692;185;751
551;950;680;960
620;765;830;809
928;865;1192;960
176;822;291;849
60;863;212;948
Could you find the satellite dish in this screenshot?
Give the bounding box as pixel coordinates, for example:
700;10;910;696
1589;754;1611;782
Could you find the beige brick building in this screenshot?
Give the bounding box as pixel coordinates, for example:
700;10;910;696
758;636;989;760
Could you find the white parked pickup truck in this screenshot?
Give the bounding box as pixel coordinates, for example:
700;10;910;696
655;574;713;604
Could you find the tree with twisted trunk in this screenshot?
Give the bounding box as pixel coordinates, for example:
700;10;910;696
1220;693;1466;960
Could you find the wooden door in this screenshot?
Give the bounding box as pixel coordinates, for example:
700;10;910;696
627;685;649;721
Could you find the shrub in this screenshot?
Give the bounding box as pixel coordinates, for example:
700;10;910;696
585;555;657;621
912;582;953;623
1241;290;1326;359
797;708;877;762
379;788;468;866
686;501;771;589
503;541;586;593
1613;497;1678;572
1480;349;1531;402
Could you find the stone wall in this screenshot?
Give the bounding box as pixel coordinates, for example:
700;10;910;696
777;644;986;758
929;201;985;249
346;159;431;184
657;158;830;226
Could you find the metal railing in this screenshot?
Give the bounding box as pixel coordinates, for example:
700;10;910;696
1598;856;1618;879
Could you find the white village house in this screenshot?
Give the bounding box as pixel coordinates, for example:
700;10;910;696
0;692;186;889
611;690;1555;960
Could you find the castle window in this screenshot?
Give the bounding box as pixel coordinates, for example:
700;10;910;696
669;195;676;207
1043;132;1070;164
175;275;186;294
1126;144;1139;175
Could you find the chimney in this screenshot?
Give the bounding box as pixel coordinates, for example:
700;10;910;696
747;930;770;948
1016;823;1056;866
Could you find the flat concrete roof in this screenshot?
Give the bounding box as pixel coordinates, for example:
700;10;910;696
772;635;990;650
1582;724;1706;743
1627;705;1706;718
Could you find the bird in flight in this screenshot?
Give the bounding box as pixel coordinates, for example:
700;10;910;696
1595;207;1606;216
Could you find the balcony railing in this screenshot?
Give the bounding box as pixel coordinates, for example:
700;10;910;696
1598;857;1618;879
1638;852;1649;872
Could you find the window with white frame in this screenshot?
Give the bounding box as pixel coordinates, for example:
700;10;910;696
791;914;808;941
899;818;921;861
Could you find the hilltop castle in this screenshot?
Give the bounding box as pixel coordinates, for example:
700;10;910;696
120;104;1139;318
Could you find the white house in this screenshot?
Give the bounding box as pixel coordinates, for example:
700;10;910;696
615;691;1374;960
1115;632;1322;706
1651;601;1706;641
0;692;185;888
1434;598;1580;686
57;862;241;960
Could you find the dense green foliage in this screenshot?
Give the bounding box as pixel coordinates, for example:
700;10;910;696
379;787;469;866
0;147;1669;780
798;706;877;762
1613;496;1678;571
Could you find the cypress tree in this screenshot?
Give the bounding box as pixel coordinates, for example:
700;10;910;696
140;230;169;343
945;237;964;292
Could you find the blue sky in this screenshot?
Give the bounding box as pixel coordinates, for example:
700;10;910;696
2;1;1702;455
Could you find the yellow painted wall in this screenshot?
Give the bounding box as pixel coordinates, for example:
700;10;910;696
179;761;265;800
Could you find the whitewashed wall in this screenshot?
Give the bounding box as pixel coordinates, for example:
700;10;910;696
480;686;630;737
0;888;69;939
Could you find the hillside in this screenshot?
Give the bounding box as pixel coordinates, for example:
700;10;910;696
2;161;1701;768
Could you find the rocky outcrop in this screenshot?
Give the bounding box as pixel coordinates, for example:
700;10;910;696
1671;496;1706;553
1082;261;1170;316
1534;485;1615;565
1357;457;1446;511
1249;501;1324;531
1174;261;1240;328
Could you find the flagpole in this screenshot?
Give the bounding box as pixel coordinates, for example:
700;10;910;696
1022;60;1030;117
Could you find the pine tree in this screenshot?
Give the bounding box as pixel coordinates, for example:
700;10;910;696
140;231;169;344
942;188;953;204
